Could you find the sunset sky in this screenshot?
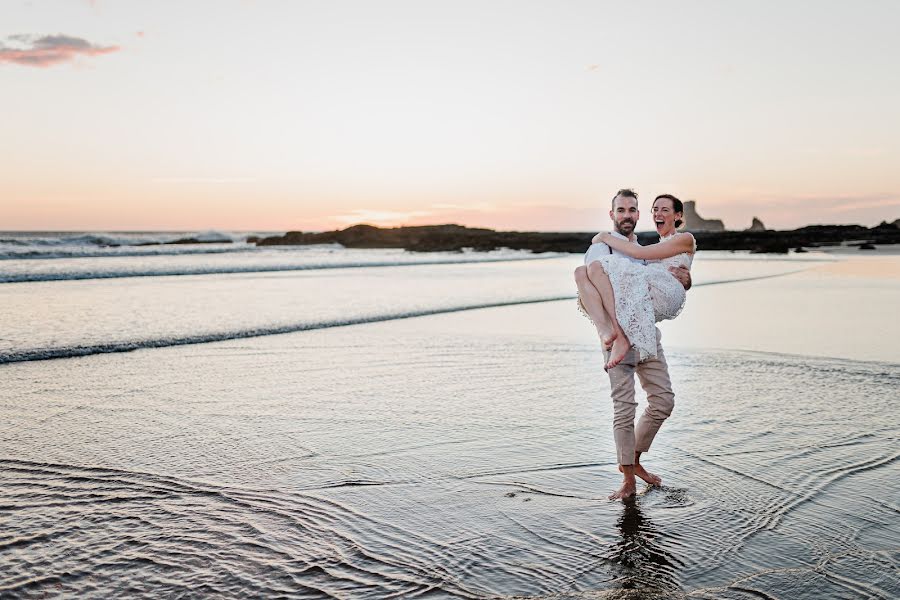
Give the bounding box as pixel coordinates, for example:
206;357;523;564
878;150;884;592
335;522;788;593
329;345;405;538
2;0;899;231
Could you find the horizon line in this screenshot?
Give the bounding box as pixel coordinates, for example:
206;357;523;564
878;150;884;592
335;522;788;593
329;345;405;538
2;220;895;235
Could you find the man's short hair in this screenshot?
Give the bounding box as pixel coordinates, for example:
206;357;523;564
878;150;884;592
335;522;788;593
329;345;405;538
611;188;638;210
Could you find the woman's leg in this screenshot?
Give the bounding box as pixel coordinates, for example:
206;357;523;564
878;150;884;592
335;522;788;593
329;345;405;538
574;266;617;348
586;261;631;369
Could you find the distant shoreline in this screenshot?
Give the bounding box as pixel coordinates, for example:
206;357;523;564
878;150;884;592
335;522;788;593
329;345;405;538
252;223;900;254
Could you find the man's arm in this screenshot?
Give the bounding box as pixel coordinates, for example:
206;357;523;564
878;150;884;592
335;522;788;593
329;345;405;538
669;265;692;290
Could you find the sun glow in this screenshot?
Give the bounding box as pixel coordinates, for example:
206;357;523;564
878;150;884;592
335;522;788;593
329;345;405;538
2;1;899;231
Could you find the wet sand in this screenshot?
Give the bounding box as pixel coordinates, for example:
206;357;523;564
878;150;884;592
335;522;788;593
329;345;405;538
1;258;898;598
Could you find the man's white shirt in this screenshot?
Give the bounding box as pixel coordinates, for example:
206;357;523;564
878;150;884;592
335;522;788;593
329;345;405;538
584;231;646;266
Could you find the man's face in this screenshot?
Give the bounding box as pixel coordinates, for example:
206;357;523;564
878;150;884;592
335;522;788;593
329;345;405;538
609;196;639;237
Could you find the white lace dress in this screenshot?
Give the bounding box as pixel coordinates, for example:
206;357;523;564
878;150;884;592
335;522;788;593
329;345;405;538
580;233;695;361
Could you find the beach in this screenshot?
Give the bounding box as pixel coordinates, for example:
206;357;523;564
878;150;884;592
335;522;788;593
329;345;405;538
1;236;898;598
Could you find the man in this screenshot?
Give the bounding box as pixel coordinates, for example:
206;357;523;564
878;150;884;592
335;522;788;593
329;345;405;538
573;188;691;501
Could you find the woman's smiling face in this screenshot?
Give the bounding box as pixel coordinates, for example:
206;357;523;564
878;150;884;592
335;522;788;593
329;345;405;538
652;198;681;235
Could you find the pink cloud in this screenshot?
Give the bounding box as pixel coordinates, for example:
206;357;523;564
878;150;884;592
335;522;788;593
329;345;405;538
0;34;120;68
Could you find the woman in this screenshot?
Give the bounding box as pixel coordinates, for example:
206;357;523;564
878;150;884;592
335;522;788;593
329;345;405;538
577;194;695;369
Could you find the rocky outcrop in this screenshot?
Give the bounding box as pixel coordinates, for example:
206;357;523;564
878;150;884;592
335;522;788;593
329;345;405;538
135;237;233;246
165;237;233;245
256;224;592;253
254;223;900;254
694;224;900;253
682;201;725;232
746;217;766;231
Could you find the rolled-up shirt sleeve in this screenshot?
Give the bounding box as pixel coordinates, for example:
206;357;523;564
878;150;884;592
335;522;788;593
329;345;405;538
584;242;612;265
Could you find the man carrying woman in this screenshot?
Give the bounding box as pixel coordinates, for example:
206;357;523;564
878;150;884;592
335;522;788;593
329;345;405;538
574;189;694;500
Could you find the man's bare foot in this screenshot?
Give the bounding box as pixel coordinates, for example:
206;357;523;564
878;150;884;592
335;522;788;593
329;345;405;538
606;336;630;369
610;466;637;501
609;479;637;500
620;464;662;486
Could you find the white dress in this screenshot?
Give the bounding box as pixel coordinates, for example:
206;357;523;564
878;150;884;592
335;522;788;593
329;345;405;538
580;233;695;361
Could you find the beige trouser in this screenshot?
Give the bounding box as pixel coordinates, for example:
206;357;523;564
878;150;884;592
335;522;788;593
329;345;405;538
604;328;675;466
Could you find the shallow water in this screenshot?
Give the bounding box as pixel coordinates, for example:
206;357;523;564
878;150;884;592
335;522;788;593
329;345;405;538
1;243;897;598
661;255;900;363
0;245;819;363
1;313;898;598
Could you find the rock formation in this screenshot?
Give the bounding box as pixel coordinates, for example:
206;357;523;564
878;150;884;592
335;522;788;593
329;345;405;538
253;222;900;254
255;224;592;253
681;201;725;232
746;217;766;232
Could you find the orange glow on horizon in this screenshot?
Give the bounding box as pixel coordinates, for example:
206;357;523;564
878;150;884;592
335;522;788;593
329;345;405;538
2;2;899;232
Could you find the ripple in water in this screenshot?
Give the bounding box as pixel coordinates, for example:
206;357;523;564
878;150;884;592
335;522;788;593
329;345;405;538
0;320;898;598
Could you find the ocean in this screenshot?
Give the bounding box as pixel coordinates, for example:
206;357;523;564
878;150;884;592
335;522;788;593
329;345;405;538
1;231;897;598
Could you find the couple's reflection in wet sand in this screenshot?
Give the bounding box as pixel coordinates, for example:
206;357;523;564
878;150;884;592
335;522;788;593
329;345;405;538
607;494;682;598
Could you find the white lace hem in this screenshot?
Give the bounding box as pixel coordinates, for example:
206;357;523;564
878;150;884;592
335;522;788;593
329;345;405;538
579;254;658;361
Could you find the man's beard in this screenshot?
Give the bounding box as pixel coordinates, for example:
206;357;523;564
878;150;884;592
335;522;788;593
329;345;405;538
614;218;635;236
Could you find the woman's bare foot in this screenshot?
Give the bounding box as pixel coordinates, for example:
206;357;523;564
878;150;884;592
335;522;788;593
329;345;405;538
606;335;630;369
597;327;617;350
620;464;662;486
